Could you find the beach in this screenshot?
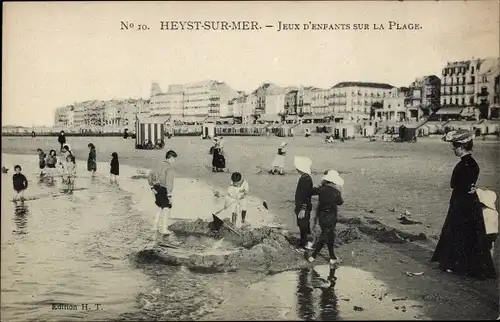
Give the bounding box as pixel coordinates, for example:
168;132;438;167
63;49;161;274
1;136;499;320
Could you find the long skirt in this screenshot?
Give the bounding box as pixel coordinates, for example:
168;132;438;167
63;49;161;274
431;192;496;279
271;154;285;169
212;149;225;169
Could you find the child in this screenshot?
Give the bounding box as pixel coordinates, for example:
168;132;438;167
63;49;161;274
12;165;28;202
270;142;287;175
307;169;344;267
294;156;314;251
110;152;119;183
45;149;58;183
64;155;76;193
36;148;47;177
225;172;249;227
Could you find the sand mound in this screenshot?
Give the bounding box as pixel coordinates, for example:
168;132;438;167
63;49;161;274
135;219;363;274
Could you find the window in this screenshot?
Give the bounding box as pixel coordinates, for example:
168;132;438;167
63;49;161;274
443;98;447;105
471;66;475;74
455;86;458;94
461;98;465;105
470;96;475;104
455;98;459;105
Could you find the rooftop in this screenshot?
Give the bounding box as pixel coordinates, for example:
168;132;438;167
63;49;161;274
331;82;396;90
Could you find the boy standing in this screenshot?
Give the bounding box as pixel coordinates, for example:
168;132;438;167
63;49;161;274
12;165;28;202
307;169;344;267
148;150;178;238
225;172;249;227
294;156;314;251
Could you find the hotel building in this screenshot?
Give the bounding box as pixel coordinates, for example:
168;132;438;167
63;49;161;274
329;82;397;122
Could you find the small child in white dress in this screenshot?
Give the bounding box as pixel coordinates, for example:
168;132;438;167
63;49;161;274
225;172;249;227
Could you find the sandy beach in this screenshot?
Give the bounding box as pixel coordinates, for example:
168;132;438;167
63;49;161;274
1;135;499;320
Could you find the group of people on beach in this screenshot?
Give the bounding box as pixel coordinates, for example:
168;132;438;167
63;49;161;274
10;132;121;203
149;129;498;282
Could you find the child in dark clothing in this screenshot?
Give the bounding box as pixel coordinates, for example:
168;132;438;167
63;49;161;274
110;152;119;183
294;156;314;251
36;148;47;176
12;165;28;201
308;169;344;267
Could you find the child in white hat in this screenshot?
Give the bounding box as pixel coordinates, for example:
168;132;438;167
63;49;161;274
308;169;344;267
270;142;287;175
294;156;314;251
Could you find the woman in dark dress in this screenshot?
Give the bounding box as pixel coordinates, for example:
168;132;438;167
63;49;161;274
87;143;97;178
431;130;496;280
211;138;226;172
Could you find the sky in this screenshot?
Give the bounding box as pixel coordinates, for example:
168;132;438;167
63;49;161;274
2;1;499;126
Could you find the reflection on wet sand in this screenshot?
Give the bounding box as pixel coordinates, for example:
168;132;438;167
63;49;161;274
296;267;340;320
13;202;29;235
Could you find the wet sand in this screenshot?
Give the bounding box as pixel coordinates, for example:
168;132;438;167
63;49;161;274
2;136;499;320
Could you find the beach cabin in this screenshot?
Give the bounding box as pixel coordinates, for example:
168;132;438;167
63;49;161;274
202;122;216;139
332;124;356;139
135;116;170;149
398;125;417;142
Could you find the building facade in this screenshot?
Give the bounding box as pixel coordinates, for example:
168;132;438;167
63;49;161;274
310;88;330;116
149;84;184;118
440;59;480;109
376;94;407;122
251;83;283;116
406;75;441;116
285;90;298;115
329;82;397;122
476;58;500;119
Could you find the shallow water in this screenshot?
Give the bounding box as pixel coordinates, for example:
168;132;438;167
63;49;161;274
249;265;429;320
1;153;278;321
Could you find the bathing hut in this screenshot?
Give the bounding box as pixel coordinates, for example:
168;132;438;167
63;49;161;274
202;122;216;139
135;116;170;149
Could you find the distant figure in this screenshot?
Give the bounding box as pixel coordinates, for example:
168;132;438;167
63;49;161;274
109;152;119;183
36;148;47;177
87;143;97;178
63;154;76;193
211;138;226;172
270;141;287;175
58;131;67;151
224;172;249;227
12;165;28;202
147;150;178;238
31;131;36;138
123;129;129;139
2;166;9;174
45;149;58;183
305;128;311;138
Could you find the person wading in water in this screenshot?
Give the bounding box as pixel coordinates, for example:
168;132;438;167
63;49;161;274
147;150;178;239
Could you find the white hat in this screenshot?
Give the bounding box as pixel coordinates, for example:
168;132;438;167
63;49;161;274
279;141;287;147
294;156;312;175
322;169;344;187
476;188;497;210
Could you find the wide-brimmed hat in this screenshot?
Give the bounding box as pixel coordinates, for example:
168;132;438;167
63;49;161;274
444;129;473;143
322;169;344;187
294;156;312;175
279;141;287;147
476;188;497;210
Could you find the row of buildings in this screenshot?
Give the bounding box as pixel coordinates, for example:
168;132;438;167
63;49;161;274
53;57;500;128
54;99;149;129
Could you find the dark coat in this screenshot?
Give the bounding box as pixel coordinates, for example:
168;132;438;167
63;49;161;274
431;154;496;279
